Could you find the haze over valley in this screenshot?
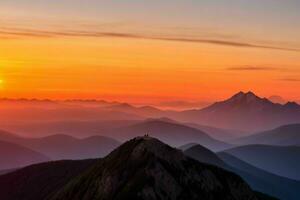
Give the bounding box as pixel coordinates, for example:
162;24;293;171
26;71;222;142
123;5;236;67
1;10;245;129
0;1;300;199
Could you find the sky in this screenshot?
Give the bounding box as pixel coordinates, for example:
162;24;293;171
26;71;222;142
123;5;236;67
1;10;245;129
0;0;300;104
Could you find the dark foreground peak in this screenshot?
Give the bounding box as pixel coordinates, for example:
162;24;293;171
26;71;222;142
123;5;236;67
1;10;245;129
50;136;258;200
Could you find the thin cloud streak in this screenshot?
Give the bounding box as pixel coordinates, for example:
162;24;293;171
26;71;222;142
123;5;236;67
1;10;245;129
1;27;300;52
227;66;279;71
156;38;300;52
280;78;300;82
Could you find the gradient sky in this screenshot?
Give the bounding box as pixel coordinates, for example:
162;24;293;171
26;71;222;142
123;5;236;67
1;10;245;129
0;0;300;103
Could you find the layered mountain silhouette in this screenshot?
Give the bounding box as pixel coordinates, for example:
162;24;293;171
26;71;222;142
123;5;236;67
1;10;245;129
223;145;300;180
235;124;300;146
0;130;120;160
184;144;300;200
50;136;258;200
0;104;143;126
0;136;264;200
218;152;300;200
106;120;232;151
107;103;163;117
184;122;242;141
2;117;239;142
2;119;139;138
1;119;231;152
0;98;164;127
176;91;300;132
2;92;300;133
0;140;49;170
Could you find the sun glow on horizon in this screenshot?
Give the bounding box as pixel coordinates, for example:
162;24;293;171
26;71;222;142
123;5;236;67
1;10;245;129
0;0;299;102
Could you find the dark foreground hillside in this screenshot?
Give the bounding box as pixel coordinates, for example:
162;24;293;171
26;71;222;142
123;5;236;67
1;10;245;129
0;136;272;200
51;137;258;200
0;159;98;200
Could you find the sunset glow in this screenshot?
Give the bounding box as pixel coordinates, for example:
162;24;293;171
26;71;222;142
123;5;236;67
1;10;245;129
0;0;300;104
0;2;300;199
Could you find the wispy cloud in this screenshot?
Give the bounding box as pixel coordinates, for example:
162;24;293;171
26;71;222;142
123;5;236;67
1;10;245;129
226;66;279;71
1;27;300;52
156;38;300;52
280;78;300;82
0;27;141;38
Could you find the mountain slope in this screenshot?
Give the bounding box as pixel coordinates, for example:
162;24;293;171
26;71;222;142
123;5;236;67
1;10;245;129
107;103;164;117
184;144;227;167
218;152;300;200
0;129;20;141
176;91;300;132
185;122;242;141
0;159;98;200
184;144;300;200
223;145;300;180
50;136;258;200
235;124;300;146
0;140;49;170
0;169;16;176
108;120;232;151
0;131;120;160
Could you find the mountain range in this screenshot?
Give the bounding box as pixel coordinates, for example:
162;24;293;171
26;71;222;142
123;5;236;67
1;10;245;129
223;145;300;180
175;91;300;132
235;124;300;146
1;119;233;151
1;117;241;142
0;136;262;200
218;152;300;200
2;91;300;134
0;140;49;170
0;91;299;199
72;91;300;134
104;120;233;151
184;144;300;200
0;130;120;160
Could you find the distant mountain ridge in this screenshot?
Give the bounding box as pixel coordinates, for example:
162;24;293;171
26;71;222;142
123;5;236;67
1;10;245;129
223;145;300;180
218;152;300;200
106;120;233;151
1;117;241;142
0;140;49;170
2;91;300;133
235;124;300;146
0;130;120;160
176;91;300;132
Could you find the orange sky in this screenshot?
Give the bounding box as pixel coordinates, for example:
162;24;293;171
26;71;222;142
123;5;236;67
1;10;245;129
1;34;299;103
0;1;300;104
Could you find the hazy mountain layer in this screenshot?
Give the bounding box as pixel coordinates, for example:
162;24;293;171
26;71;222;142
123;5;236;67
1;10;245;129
235;124;300;146
223;145;300;180
0;140;49;170
0;130;120;160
